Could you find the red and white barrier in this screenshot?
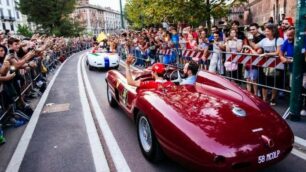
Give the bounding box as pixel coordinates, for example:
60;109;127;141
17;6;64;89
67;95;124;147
157;49;285;70
225;54;284;70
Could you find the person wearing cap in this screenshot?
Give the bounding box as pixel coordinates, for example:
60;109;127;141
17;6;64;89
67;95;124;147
279;17;293;40
125;54;172;89
180;60;199;85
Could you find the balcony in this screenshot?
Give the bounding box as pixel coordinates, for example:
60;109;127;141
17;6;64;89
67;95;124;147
0;16;16;21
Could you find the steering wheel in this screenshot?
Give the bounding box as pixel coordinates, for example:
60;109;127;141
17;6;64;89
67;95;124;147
168;69;183;83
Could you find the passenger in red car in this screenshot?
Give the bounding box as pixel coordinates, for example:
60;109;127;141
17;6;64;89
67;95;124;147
125;54;173;89
181;60;199;85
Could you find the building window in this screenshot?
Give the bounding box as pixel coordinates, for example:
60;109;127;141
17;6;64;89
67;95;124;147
0;9;3;17
16;11;19;19
2;23;6;30
8;9;11;17
0;0;2;5
6;0;9;6
10;23;14;31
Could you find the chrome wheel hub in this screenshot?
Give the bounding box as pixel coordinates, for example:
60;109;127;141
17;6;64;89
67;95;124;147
138;116;152;152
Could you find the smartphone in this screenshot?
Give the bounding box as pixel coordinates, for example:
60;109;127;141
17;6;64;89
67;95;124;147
9;66;16;74
9;49;14;54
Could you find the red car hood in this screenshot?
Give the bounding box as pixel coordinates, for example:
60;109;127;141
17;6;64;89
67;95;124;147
146;85;293;158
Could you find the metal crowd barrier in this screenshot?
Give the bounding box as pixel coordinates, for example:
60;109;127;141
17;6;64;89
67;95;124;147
0;42;92;125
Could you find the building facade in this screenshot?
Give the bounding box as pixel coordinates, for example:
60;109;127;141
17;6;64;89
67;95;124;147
103;7;122;33
248;0;296;25
0;0;25;33
71;2;122;35
227;2;254;26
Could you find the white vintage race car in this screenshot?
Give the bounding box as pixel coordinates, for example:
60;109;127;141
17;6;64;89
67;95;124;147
86;51;119;70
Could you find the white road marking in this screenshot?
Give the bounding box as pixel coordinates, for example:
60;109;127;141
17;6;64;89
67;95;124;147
291;148;306;161
295;136;306;147
6;52;78;172
81;56;131;172
292;136;306;160
78;55;110;172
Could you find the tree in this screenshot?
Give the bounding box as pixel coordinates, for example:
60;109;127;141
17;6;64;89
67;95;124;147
52;19;85;37
18;0;83;36
125;0;246;29
17;24;33;37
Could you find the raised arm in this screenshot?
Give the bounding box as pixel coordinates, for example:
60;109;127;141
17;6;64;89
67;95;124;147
125;54;141;87
9;50;35;69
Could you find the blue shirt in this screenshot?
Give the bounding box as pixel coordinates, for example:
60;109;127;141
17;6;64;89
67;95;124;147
181;75;197;85
208;32;224;42
281;39;294;72
171;34;179;48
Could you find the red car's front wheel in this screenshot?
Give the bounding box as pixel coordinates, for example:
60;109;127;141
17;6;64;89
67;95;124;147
137;112;163;162
107;83;118;108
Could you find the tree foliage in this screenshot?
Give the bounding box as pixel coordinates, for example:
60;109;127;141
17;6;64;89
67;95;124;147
18;0;84;36
17;24;33;37
125;0;246;29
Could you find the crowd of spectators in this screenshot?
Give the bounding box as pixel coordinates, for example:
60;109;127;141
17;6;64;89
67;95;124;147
104;16;306;114
0;31;92;144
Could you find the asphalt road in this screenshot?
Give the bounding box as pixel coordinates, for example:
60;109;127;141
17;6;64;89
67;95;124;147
84;54;306;172
20;52;96;172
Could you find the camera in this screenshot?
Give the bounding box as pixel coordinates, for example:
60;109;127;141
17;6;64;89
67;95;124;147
9;66;16;74
28;47;34;51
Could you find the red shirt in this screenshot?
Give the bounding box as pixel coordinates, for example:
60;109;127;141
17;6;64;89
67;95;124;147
278;28;284;38
192;32;199;40
92;48;98;53
139;80;173;90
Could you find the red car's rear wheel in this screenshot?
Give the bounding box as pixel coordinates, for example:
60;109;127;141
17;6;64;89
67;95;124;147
137;112;163;162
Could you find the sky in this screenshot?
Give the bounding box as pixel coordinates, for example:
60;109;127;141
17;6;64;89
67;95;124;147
89;0;126;11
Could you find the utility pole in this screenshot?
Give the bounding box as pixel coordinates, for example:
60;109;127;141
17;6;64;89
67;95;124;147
289;0;306;121
119;0;125;29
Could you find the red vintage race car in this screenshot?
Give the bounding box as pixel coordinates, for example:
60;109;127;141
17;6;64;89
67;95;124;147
105;65;294;171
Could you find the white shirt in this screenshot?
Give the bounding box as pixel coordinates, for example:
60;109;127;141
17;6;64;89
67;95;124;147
225;39;242;53
257;37;284;53
181;75;197;85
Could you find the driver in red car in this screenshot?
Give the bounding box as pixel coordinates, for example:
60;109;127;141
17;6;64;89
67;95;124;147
125;54;173;89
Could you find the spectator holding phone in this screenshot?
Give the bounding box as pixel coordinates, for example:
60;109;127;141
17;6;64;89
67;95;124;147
7;37;35;70
0;45;15;82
